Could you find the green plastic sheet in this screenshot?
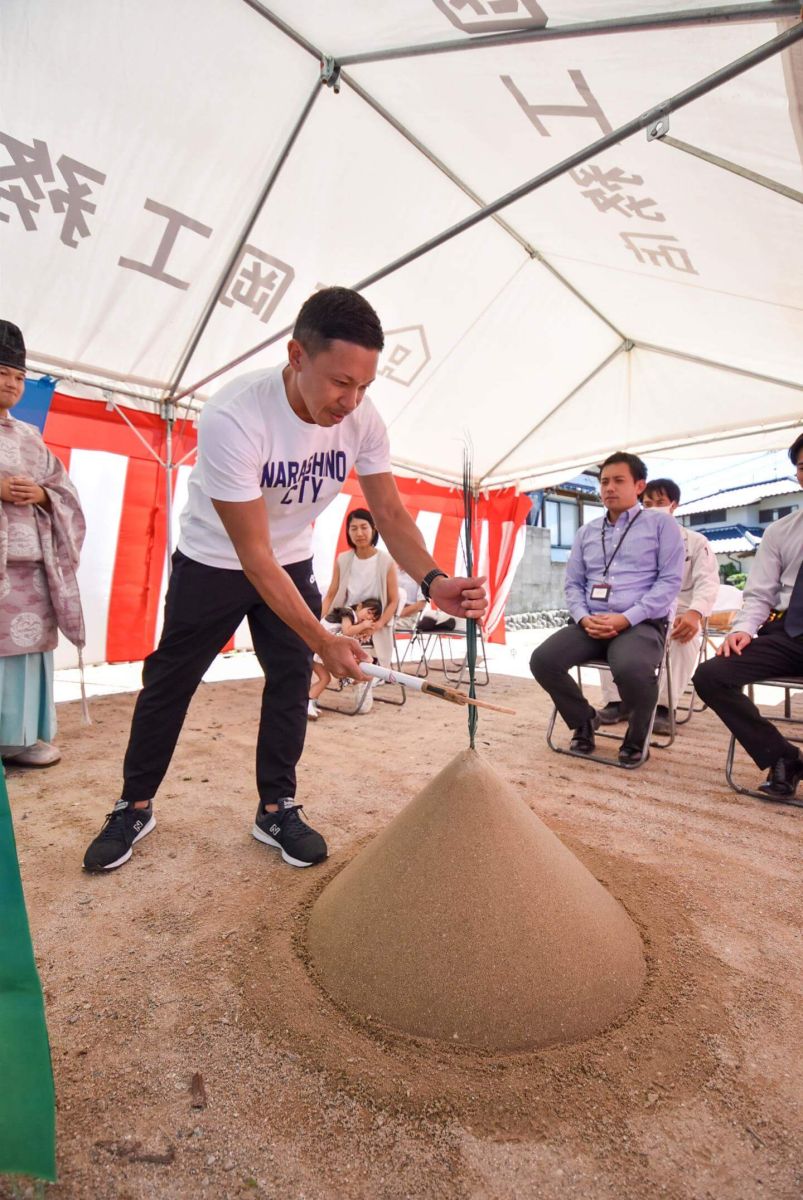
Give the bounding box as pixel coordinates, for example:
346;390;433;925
0;767;56;1182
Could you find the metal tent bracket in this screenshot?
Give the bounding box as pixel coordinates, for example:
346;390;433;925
321;55;342;92
647;112;670;139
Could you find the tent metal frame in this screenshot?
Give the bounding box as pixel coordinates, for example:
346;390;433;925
337;72;627;341
157;78;325;577
336;4;803;66
33;5;803;516
236;1;800;361
482;342;632;482
166;78;324;410
488;339;803;486
497;415;803;491
168;15;803;487
655;134;803;203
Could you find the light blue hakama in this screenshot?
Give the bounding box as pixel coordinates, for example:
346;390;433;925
0;652;56;753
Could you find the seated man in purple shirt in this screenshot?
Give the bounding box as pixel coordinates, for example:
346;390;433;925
530;452;685;764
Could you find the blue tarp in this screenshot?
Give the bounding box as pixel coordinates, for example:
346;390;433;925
14;377;57;433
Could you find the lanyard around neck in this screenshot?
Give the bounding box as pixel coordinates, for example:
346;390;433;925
600;509;641;576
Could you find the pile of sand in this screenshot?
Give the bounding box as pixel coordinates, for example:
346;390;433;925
307;749;645;1051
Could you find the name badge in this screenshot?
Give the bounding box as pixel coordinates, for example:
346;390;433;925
590;582;611;601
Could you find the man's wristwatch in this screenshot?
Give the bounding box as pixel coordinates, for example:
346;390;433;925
420;568;448;601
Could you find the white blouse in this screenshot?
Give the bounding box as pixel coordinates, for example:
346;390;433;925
344;552;384;606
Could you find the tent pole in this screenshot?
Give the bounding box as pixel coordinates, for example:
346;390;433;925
338;4;802;66
26;350;183;398
490;418;803;489
166;79;322;415
349;21;803;292
240;0;323;59
171;19;803;406
26;366;180;410
341;72;626;340
634;342;803;392
163;400;175;580
654;135;803;203
480;342;631;484
634;420;803;455
106;398;167;468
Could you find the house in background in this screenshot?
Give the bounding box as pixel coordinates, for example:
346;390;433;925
508;473;799;616
676;477;800;570
526;474;603;563
508;475;603;613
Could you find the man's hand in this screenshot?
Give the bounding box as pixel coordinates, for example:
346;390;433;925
317;633;372;682
429;574;487;619
672;610;702;644
717;631;752;657
2;476;47;506
580;613;630;640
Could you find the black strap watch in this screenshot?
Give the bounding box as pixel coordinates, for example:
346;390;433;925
420;568;448;601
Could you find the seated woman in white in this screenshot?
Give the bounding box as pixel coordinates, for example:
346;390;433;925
320;508;398;668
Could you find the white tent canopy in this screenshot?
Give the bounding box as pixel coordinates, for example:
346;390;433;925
3;1;802;489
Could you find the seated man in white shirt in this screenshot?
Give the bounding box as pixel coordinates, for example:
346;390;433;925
395;567;427;631
598;477;719;734
395;566;465;633
694;433;803;799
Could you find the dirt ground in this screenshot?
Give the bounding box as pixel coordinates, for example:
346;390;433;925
3;667;802;1200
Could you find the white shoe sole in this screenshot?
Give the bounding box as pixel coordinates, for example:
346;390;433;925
89;815;156;871
3;750;62;768
251;823;314;868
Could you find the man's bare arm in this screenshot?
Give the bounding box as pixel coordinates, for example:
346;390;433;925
211;498;370;680
359;473;487;619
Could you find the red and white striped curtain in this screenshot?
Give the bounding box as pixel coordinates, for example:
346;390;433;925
43;394;530;668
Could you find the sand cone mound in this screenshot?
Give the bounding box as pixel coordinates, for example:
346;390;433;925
308;750;645;1050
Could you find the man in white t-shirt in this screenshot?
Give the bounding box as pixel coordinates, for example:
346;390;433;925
83;288;486;874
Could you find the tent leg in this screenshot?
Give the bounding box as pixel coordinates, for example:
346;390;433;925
170;19;803;407
163;401;175;580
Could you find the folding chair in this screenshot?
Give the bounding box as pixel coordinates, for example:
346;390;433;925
421;623;490;688
674;617;711;726
394;622;430;679
546;636;675;769
674;592;742;725
725;675;803;808
316;618;407;715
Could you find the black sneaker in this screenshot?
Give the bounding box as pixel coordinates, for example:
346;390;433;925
83;801;155;872
251;799;327;868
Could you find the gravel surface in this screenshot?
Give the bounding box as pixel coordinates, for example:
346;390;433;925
3;669;802;1199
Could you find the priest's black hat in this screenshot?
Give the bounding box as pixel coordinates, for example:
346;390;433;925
0;321;26;372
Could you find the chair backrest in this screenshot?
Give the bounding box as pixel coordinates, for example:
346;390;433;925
713;583;744;612
706;582;744;632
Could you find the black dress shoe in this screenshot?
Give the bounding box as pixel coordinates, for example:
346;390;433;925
758;754;803;798
598;702;626;726
570;713;600;754
618;740;646;766
652;705;672;736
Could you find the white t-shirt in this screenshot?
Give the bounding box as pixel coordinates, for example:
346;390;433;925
178;365;391;569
